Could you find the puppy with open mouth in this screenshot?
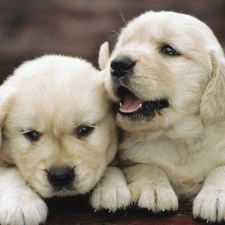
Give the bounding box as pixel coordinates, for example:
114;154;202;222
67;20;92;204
100;11;225;223
0;55;131;225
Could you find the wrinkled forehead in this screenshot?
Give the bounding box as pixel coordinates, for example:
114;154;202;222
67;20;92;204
7;73;108;130
8;84;109;133
116;11;219;53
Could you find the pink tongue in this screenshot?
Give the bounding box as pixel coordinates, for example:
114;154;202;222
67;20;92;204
119;95;142;113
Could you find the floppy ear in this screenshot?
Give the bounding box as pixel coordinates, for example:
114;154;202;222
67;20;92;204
0;84;14;150
98;42;110;70
200;51;225;127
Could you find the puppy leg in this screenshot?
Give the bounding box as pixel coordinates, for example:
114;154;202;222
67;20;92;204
0;166;48;225
193;166;225;223
90;166;132;212
124;164;178;212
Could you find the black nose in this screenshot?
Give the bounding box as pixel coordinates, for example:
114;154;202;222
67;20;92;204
110;56;134;77
48;167;74;187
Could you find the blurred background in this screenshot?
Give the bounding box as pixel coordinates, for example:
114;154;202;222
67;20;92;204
0;0;224;83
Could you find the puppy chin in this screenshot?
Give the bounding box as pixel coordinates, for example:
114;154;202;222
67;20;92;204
32;183;78;198
116;114;158;133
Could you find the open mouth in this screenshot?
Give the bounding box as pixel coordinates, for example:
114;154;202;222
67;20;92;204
117;86;169;119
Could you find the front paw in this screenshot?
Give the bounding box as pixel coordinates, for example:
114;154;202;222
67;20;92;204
0;168;48;225
90;167;132;212
125;164;178;213
129;181;178;212
0;194;48;225
193;166;225;223
193;187;225;223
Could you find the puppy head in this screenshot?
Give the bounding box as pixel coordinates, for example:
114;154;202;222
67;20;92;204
103;11;225;133
0;55;118;198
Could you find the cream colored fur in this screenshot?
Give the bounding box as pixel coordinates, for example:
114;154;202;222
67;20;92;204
0;55;131;225
101;11;225;223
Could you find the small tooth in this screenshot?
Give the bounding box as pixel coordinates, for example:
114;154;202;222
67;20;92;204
139;103;142;108
119;102;122;107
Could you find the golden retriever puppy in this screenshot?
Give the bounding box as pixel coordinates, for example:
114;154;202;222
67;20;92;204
100;11;225;223
0;55;131;225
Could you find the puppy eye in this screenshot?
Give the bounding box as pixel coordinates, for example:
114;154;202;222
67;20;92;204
160;45;180;56
77;126;94;137
24;130;40;142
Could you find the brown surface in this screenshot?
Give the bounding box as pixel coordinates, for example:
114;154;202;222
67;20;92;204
45;196;219;225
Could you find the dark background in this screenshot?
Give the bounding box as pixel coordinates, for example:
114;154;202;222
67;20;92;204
0;0;225;83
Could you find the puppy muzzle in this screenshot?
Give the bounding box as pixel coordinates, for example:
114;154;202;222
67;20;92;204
109;56;169;120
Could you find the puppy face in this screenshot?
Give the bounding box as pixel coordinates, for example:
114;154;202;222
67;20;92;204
0;55;117;198
104;11;225;132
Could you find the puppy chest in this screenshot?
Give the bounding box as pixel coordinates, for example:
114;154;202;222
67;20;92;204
119;139;211;199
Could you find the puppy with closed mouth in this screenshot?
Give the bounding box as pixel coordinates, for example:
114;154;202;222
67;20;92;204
0;55;131;225
100;11;225;223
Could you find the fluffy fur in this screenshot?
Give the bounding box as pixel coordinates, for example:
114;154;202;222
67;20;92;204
0;55;131;225
100;11;225;223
